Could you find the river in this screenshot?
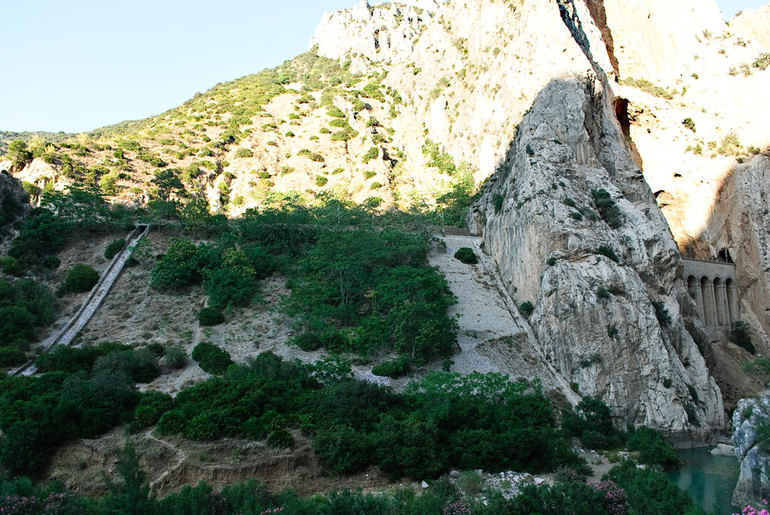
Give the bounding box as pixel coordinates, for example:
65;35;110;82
667;447;741;515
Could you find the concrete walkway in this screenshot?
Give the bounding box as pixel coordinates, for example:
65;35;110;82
11;225;151;376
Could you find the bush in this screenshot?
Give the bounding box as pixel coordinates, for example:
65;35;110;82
682;118;696;132
453;247;478;264
626;427;680;469
0;256;24;276
58;264;99;294
93;349;161;384
132;391;173;429
605;460;699;514
363;147;379;164
234;148;253;158
651;300;672;327
519;301;535;317
192;342;232;375
198;307;225;327
267;429;294;449
372;356;412;378
315;175;328;187
104;238;126;260
731;320;755;354
597;245;619;263
591;189;623;228
164;346;187;369
0;347;26;367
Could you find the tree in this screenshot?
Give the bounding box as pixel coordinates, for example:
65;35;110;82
103;438;155;515
150;239;202;290
150;169;185;203
7;140;32;170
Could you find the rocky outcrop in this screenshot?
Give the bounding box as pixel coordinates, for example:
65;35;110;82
470;78;723;437
733;394;770;507
695;155;770;353
0;171;30;231
311;0;615;182
730;5;770;50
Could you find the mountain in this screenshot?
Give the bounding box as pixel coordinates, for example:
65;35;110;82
3;0;770;444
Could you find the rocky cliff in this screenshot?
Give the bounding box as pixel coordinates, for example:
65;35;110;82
307;0;770;435
733;393;770;507
470;77;723;436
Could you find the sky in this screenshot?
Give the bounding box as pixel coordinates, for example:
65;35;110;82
0;0;765;134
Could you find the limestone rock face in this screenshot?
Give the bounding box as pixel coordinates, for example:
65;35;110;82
0;170;30;228
471;78;723;436
696;155;770;352
310;0;615;181
730;5;770;49
733;394;770;507
12;159;63;203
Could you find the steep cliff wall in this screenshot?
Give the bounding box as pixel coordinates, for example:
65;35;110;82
311;0;615;182
733;394;770;507
309;0;736;435
470;78;723;436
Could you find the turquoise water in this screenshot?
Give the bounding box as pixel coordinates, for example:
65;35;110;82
667;447;741;515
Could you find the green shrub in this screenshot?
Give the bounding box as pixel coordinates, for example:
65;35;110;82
0;347;26;367
731;320;755;354
94;349;161;383
267;429;294;448
591;189;623;228
164;346;187;369
682;118;696;132
493;193;505;213
104;238;126;259
453;247;478;264
363;170;377;180
0;256;24;276
198;307;225;327
132;391;173;429
626;427;680;468
372;356;412;378
315;176;328;187
59;264;99;294
606;460;700;514
651;300;672;327
192;342;233;375
363;147;379;163
597;245;619;263
234;148;253;158
519;301;535;317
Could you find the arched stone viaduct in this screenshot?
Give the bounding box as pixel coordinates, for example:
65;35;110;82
682;258;738;332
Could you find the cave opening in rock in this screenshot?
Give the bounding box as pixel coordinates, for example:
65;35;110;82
718;248;734;264
614;97;631;139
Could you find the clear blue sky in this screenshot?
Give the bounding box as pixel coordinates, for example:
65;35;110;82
0;0;764;133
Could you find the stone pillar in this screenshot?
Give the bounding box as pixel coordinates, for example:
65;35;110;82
727;280;739;324
694;280;706;322
716;279;729;328
701;277;717;328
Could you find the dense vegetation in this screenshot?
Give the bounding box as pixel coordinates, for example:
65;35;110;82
0;279;56;365
0;445;703;515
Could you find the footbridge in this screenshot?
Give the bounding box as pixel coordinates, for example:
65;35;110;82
9;224;151;376
682;258;738;332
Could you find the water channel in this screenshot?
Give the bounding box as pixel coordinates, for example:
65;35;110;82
667;447;741;515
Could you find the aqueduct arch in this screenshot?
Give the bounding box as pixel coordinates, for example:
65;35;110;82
682;258;737;332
